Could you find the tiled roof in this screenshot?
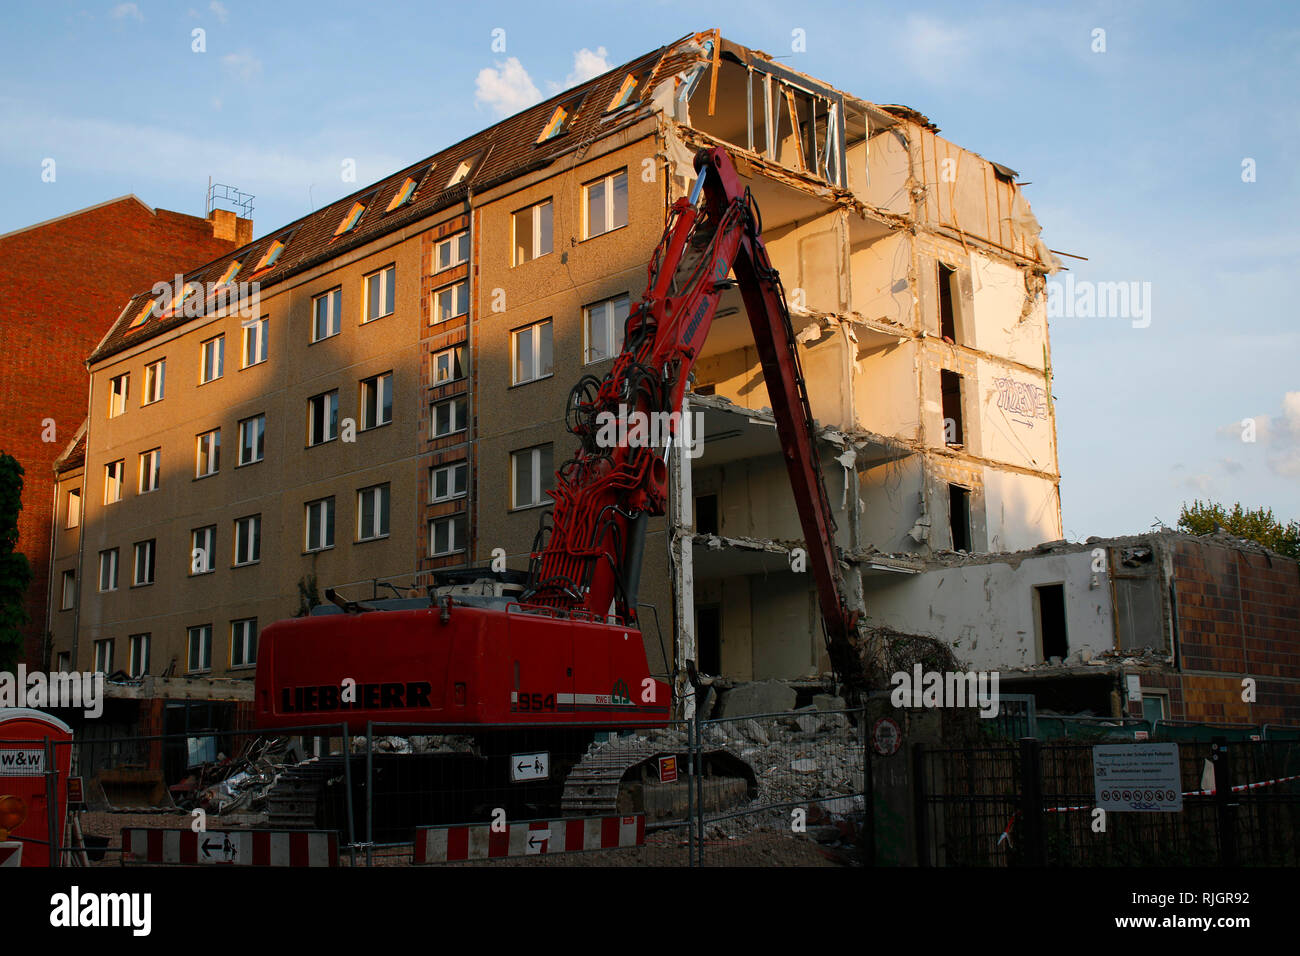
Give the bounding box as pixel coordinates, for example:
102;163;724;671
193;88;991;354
89;35;708;365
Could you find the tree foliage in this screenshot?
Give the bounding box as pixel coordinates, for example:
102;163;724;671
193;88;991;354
1177;499;1300;559
0;452;33;672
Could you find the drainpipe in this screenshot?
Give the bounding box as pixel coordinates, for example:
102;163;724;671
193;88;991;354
466;186;475;569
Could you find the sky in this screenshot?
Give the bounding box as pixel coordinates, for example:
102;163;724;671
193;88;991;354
1;1;1295;541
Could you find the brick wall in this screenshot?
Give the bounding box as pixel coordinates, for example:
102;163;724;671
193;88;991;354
0;197;243;667
1171;537;1300;725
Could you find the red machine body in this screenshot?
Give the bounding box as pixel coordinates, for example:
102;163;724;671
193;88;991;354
255;146;862;734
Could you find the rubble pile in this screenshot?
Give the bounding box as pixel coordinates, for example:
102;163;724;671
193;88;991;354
347;735;478;755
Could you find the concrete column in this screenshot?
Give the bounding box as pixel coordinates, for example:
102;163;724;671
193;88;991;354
670;395;695;720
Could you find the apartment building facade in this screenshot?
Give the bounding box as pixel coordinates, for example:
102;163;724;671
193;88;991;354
51;31;1063;707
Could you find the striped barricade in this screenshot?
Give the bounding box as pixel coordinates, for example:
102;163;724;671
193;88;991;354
414;814;645;864
121;828;338;866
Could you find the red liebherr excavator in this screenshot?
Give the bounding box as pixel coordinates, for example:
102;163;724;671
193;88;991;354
254;147;864;825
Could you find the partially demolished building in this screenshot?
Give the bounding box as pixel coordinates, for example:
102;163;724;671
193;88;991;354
50;31;1064;724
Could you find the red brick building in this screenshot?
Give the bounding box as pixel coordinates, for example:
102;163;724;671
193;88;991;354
0;196;251;667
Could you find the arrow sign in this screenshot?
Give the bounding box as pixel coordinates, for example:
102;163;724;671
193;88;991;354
510;751;549;782
198;832;237;863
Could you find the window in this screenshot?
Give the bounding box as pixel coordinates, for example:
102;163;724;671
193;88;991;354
607;73;640;111
431;397;467;438
139;448;160;493
305;497;335;552
200;335;225;384
387;176;419;211
1142;693;1168;724
132;539;155;586
511;444;553;509
143;359;165;404
308;391;339;445
94;639;114;674
583;169;628;238
234;515;261;566
255;239;285;271
938;263;959;342
231;619;258;668
238;414;265;465
364;265;396;322
109;373;129;417
360;372;393;429
584;294;629;364
61;570;76;610
357;484;390;541
695;493;719;536
216;261;241;288
431;462;468;502
334;200;366;236
433;346;466;385
313;288;342;341
104;460;124;504
512;200;553;265
187;625;212;673
242;316;269;367
429;514;467;556
537;103;573;143
57;652;71;672
196;428;221;477
434;232;469;272
98;548;119;592
431;281;469;324
941;370;964;446
447;158;474;188
128;634;150;677
129;298;156;329
512;320;553;384
191;526;216;574
948;484;971;553
1034;583;1068;661
66;488;81;528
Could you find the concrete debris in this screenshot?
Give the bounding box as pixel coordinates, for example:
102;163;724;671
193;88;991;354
348;734;478;755
717;680;797;717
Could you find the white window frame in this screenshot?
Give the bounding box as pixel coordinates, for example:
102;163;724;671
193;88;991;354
360;372;393;430
512;319;553;385
430;462;468;503
139;448;160;494
98;548;119;592
109;373;129;417
66;488;81;528
230;619;258;668
307;391;339;446
512;199;553;265
431;281;469;325
104;460;124;504
312;288;342;342
128;633;150;677
428;515;466;557
94;639;114;674
305;497;335;552
583;295;629;364
196;429;221;477
511;444;553;509
143;359;165;404
234;515;261;566
431;397;468;438
242;315;268;368
357;484;390;541
432;346;465;385
582;169;629;239
238;414;265;466
434;232;469;272
364;264;396;323
187;625;212;673
200;334;225;384
191;526;216;575
61;569;76;610
132;539;155;586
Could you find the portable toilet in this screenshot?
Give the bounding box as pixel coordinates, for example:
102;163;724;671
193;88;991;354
0;708;73;867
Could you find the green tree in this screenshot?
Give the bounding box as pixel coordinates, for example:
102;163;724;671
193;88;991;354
0;452;33;672
1177;499;1300;559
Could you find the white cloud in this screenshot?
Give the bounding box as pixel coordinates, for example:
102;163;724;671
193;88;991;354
566;46;610;86
221;51;262;82
209;1;228;23
1217;391;1300;478
1183;473;1215;493
475;58;542;117
111;3;143;21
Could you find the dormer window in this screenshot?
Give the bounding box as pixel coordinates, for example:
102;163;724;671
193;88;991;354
607;73;640;111
216;261;241;286
334;200;367;236
447;160;474;188
386;176;419;211
255;239;285;271
537;97;583;144
128;298;157;329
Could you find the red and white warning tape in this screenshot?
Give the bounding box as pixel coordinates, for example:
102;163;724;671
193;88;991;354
414;814;645;863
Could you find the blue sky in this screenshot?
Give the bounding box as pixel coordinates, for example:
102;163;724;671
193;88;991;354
1;1;1296;540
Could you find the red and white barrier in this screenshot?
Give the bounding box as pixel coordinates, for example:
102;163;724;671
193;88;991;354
121;828;337;867
0;841;21;867
414;814;645;863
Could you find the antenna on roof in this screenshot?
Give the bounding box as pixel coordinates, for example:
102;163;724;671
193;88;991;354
206;180;255;218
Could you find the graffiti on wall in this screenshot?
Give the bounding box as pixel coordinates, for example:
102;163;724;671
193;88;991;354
993;377;1049;427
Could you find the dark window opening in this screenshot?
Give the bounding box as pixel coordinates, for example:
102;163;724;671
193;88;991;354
949;484;971;552
941;370;964;446
1035;583;1068;661
938;263;958;342
694;383;716;396
696;605;721;676
695;494;719;536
